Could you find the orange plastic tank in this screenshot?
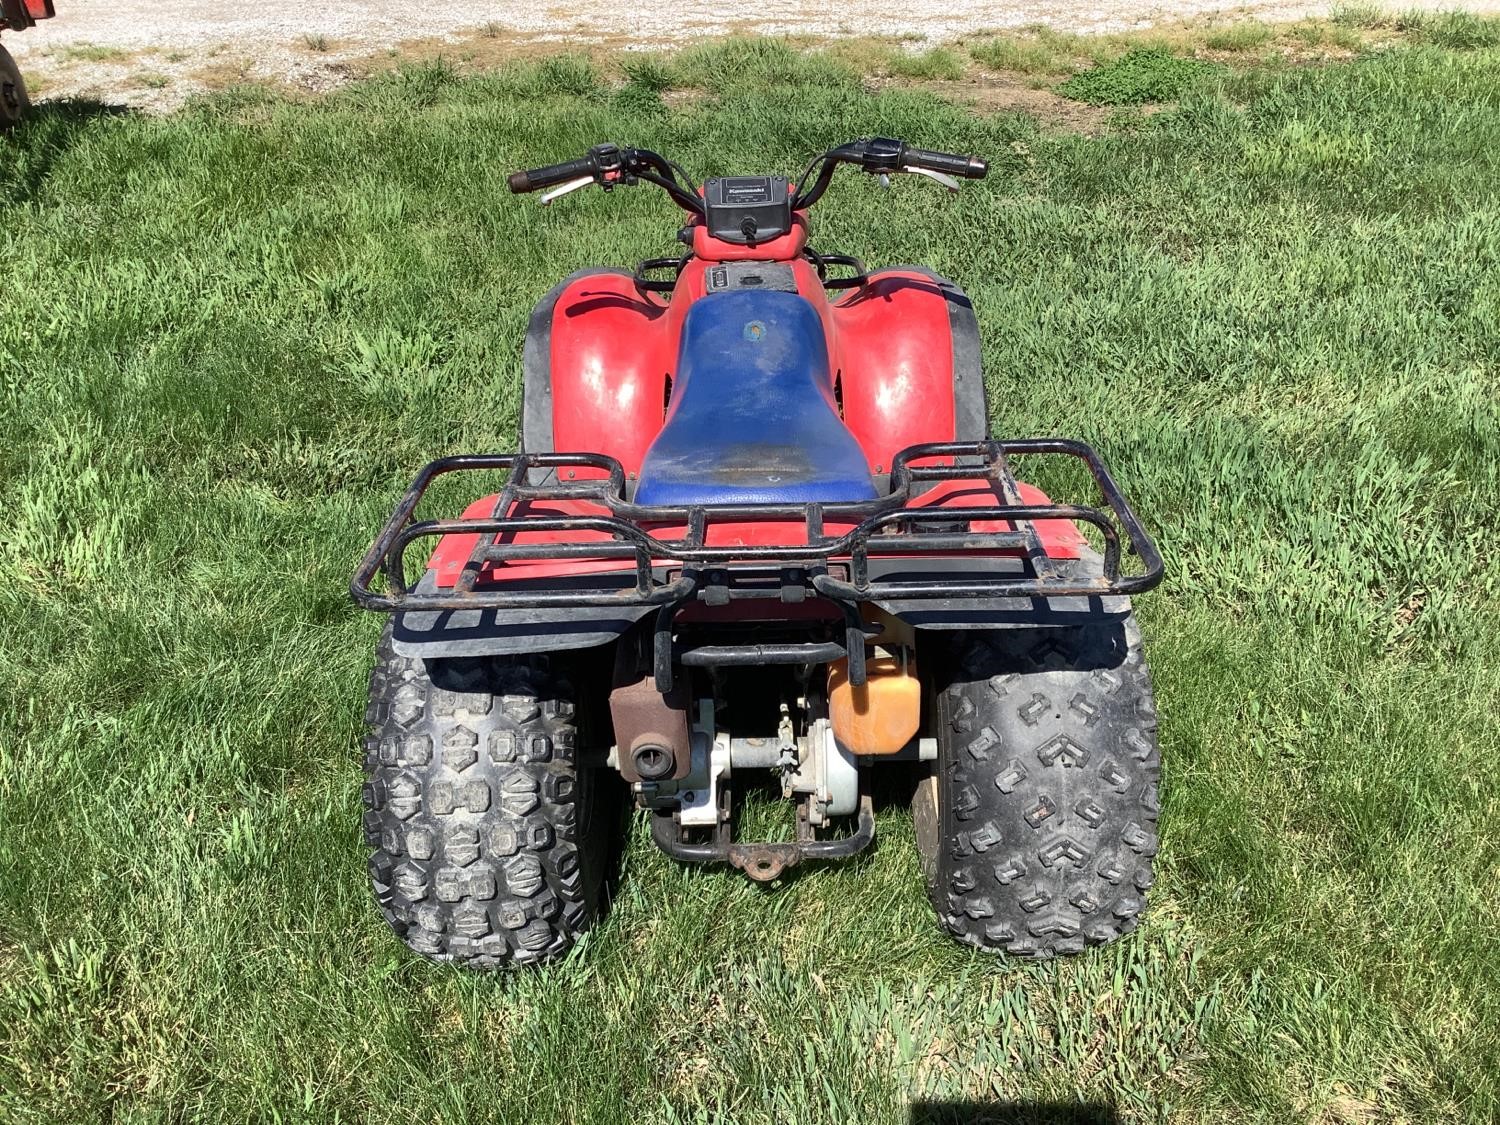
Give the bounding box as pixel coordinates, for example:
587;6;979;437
828;652;920;756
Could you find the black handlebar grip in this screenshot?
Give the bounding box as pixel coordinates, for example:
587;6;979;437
507;155;598;193
904;147;989;179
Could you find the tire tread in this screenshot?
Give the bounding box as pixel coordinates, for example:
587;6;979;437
362;626;601;968
931;618;1159;958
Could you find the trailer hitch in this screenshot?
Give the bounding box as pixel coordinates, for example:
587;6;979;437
650;794;875;882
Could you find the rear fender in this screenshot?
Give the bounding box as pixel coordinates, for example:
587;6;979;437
831;268;987;473
523;269;670;478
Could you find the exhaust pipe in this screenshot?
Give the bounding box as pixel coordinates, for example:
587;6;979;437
630;740;676;781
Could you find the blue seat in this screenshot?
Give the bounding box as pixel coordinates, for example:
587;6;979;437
633;291;878;507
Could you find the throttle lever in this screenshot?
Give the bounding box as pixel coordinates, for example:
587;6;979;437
539;175;596;206
902;165;961;193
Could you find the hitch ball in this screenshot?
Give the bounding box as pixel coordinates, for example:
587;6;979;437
631;740;676;781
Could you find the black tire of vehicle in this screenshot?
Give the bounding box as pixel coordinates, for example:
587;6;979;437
926;616;1160;957
362;624;616;967
0;45;30;130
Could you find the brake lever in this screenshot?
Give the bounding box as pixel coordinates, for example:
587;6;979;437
902;165;961;193
538;175;596;206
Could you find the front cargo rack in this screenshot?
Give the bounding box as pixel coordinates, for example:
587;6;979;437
352;438;1162;611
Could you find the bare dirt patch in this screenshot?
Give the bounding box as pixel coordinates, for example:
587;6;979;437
881;72;1118;132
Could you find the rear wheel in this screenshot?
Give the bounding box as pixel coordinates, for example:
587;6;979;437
920;616;1159;957
0;45;30;130
362;625;619;967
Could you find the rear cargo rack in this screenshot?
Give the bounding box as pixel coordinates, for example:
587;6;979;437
353;439;1162;689
352;438;1162;609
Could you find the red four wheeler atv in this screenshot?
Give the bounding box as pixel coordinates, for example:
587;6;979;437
0;1;54;129
352;138;1164;967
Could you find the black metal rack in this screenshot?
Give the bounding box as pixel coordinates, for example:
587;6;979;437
351;439;1163;688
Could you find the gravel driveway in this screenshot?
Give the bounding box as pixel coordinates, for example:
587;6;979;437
7;0;1500;112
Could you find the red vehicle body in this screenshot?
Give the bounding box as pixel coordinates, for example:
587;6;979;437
0;0;53;128
0;0;54;29
425;220;1087;591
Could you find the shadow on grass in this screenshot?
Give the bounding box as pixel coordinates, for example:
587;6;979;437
3;98;132;203
911;1103;1120;1125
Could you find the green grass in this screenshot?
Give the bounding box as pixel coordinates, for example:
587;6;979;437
1289;21;1365;51
50;43;131;64
1333;5;1500;46
1331;3;1390;28
1204;21;1276;52
884;47;968;81
1057;48;1220;105
970;35;1077;77
2;33;1500;1124
1420;10;1500;49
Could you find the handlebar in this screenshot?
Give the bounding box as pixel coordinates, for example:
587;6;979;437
791;137;987;209
903;146;989;179
507;155;599;194
508;143;707;212
506;136;988;213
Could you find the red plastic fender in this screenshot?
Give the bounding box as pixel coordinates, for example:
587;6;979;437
2;0;53;26
546;273;670;478
829;270;959;473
